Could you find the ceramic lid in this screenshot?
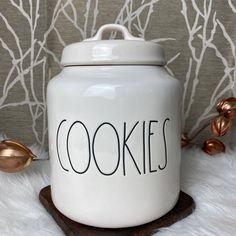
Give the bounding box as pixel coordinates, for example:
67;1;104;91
61;24;166;66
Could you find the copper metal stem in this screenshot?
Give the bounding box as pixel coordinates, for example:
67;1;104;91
33;158;49;161
188;115;220;142
189;107;236;141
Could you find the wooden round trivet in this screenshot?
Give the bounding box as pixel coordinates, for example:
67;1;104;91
39;186;195;236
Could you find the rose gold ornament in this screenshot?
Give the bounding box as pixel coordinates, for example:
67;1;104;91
181;133;189;147
224;109;236;119
216;97;236;118
211;116;232;137
202;138;225;155
0;139;36;173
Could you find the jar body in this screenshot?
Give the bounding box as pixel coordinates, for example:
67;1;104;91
47;65;182;228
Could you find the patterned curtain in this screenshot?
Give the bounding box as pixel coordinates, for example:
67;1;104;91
0;0;235;147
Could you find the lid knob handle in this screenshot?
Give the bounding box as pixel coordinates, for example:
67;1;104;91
84;24;144;41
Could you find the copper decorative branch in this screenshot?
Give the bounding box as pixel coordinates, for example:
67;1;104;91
182;97;236;155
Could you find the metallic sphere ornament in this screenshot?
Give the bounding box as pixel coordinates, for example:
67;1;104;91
211;116;232;137
202;138;225;156
0;139;36;173
181;133;189;147
216;97;236;119
224;110;236;119
181;97;235;156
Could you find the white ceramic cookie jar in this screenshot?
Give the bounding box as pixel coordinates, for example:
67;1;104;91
47;24;182;228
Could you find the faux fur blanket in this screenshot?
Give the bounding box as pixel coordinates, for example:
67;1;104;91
0;137;235;235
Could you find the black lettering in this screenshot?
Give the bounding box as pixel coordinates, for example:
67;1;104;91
143;121;146;174
56;119;69;172
148;120;158;173
92;122;120;176
158;118;170;170
123;122;141;176
67;121;91;174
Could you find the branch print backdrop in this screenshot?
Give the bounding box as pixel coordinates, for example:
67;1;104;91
0;0;235;147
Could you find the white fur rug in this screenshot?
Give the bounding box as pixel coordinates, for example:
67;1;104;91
0;136;236;236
